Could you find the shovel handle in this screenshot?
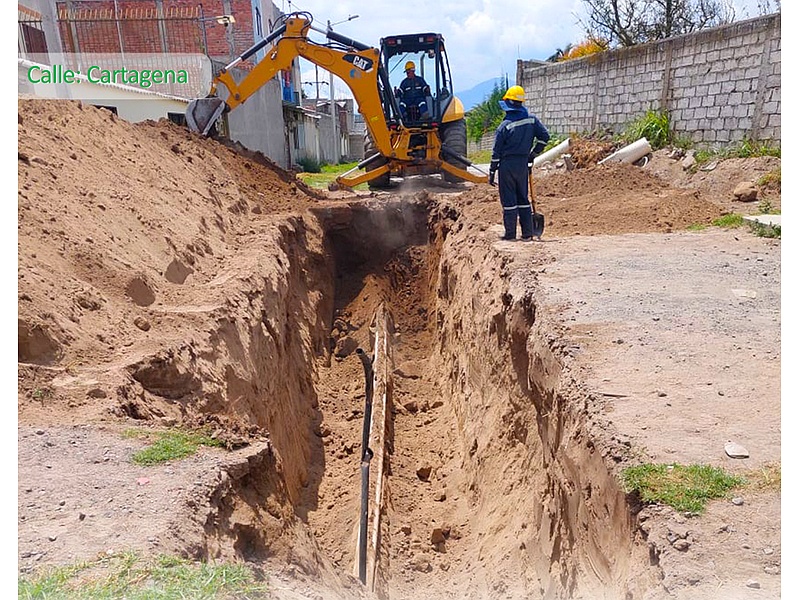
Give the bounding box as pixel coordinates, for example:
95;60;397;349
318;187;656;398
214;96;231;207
528;168;536;212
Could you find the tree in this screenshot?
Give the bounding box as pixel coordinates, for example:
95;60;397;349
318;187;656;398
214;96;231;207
466;80;506;142
579;0;736;47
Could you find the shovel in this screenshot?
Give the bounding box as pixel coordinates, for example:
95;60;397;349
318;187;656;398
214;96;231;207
528;168;545;238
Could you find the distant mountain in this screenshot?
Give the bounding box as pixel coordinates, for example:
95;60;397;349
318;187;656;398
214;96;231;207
455;77;506;111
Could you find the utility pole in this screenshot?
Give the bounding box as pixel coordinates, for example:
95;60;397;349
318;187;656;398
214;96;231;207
325;15;359;162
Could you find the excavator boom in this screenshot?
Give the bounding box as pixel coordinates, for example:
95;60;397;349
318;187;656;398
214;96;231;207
186;12;486;188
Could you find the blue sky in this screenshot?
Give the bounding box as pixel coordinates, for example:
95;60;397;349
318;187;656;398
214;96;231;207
284;0;776;97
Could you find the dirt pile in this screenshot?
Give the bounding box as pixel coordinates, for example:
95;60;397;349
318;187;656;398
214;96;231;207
18;98;780;600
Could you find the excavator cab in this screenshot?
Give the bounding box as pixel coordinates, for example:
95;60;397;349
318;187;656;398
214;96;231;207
381;33;456;129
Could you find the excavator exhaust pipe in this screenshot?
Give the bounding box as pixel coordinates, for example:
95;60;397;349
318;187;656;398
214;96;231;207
186;97;227;136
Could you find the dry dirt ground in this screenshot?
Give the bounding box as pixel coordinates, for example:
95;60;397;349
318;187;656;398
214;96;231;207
17;99;782;599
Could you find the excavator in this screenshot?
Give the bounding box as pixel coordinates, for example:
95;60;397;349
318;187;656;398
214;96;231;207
185;11;487;189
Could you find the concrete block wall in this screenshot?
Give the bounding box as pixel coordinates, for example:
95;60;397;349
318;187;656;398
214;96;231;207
516;13;780;147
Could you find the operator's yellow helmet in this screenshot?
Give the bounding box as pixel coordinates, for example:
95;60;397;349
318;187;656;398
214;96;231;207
502;85;525;102
404;61;416;72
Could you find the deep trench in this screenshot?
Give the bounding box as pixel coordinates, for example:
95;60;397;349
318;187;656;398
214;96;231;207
198;196;654;599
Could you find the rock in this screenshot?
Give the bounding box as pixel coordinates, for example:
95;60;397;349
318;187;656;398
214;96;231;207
133;316;151;332
400;525;412;535
334;336;358;358
763;547;774;555
431;528;446;545
434;490;446;502
764;565;779;575
700;160;719;171
416;466;432;481
403;400;419;413
411;555;432;573
164;258;194;284
672;539;691;551
681;153;697;170
725;441;750;458
87;388;107;399
732;497;745;506
746;580;761;589
733;182;758;202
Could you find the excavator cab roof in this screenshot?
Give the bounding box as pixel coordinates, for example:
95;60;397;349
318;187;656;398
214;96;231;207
380;33;444;56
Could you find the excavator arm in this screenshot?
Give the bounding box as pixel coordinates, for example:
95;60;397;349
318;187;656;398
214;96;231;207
187;13;393;160
186;12;486;188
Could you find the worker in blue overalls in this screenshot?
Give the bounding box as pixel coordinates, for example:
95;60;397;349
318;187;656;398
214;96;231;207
489;85;549;240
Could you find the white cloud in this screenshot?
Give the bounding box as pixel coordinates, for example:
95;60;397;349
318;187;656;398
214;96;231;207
268;0;775;93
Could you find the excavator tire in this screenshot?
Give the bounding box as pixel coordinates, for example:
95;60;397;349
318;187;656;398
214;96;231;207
363;133;391;189
440;118;469;183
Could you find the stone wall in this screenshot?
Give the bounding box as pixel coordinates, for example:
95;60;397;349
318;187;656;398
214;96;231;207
513;13;780;148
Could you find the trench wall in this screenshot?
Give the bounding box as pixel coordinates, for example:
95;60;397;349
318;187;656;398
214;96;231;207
429;212;659;598
470;14;780;153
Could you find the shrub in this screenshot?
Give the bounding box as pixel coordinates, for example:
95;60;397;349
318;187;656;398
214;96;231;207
621;110;671;149
296;154;323;173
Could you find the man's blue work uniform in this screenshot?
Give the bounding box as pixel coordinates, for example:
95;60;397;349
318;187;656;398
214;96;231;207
399;72;430;121
490;100;549;240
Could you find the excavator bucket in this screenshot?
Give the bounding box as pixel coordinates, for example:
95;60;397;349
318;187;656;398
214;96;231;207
186;97;226;136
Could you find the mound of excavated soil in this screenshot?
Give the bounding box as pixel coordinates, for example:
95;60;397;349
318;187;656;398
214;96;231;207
17;98;780;600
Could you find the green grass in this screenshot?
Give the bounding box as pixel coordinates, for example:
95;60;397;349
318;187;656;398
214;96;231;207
686;223;707;231
18;552;271;599
468;149;492;164
712;214;744;228
622;463;745;513
124;428;226;465
296;161;368;191
695;140;781;165
757;167;781;187
748;221;781;239
621;109;671;149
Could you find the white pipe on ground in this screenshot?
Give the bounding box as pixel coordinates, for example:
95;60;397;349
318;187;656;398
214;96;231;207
533;137;570;167
598;137;652;165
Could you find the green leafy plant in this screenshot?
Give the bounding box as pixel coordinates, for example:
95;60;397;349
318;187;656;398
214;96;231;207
466;81;506;142
748;222;781;239
126;428;225;465
622;463;744;513
712;214;744;228
295;154;324;173
18;552;270;599
621;110;671;149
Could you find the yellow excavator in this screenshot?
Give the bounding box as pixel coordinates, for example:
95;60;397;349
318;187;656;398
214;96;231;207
185;11;487;189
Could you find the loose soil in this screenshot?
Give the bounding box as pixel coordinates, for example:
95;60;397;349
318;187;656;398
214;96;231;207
17;99;781;600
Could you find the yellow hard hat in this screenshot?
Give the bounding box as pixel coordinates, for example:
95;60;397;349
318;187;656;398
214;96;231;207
404;61;416;72
502;85;525;102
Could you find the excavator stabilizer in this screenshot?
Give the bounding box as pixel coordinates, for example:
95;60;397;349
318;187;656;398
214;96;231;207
186;97;226;136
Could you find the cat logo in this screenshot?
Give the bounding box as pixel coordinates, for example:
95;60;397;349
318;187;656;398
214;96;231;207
344;54;373;72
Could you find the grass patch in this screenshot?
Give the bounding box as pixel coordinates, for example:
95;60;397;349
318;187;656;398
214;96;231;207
712;214;744;228
686;223;707;231
295;161;368;191
756;167;781;188
742;463;781;491
18;552;271;599
468;149;492;164
622;463;744;513
695;140;781;165
748;221;781;239
125;428;226;465
621;109;671;149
